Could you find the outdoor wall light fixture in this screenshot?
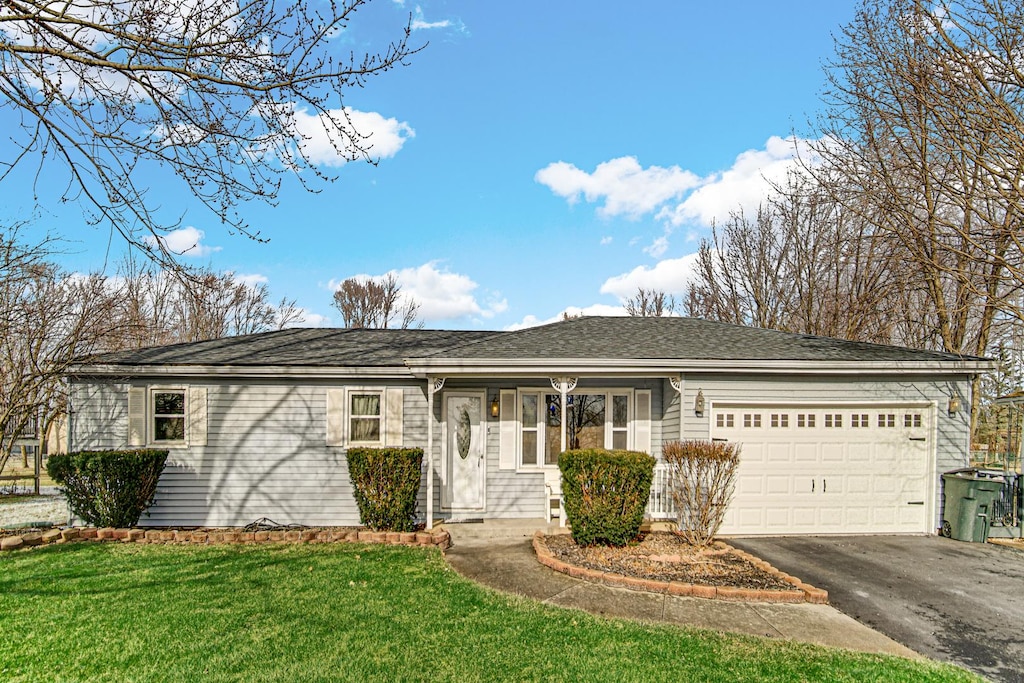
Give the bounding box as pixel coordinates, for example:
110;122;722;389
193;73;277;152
694;389;706;416
948;394;961;415
490;396;500;418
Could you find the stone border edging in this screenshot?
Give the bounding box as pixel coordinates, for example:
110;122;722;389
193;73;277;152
0;527;451;551
532;532;827;604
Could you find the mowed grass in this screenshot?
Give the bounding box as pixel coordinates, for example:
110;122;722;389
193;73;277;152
0;543;979;683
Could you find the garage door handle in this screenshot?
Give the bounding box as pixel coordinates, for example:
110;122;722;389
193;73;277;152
823;478;826;493
909;437;926;441
811;479;814;493
907;501;924;505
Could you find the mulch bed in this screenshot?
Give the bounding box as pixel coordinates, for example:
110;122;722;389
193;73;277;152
543;531;794;591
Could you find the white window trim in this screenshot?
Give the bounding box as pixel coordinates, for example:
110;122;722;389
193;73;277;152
344;387;386;448
514;387;636;472
148;385;189;449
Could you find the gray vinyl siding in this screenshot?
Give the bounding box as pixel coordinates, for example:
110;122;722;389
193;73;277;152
70;371;971;531
70;378;429;527
71;381;130;450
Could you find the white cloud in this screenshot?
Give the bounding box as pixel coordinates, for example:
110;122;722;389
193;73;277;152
290;106;414;167
643;235;669;258
285;309;331;328
505;304;628;331
145;226;220;257
537;137;818;247
329;262;503;324
410;5;465;32
535;157;700;219
231;272;269;287
600;236;613;246
658;136;814;227
600;252;702;299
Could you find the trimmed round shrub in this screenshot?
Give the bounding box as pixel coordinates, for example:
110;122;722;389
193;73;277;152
559;448;656;547
347;447;423;532
47;449;168;527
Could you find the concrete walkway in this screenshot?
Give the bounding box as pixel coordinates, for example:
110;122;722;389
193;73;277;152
442;524;918;659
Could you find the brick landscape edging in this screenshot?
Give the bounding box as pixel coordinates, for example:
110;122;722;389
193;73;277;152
0;527;451;551
532;532;827;604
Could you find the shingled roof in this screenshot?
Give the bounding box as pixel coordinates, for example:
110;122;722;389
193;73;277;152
416;316;979;363
78;317;986;376
84;328;499;367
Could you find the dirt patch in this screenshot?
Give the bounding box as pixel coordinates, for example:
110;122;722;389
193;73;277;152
542;531;795;591
989;537;1024;551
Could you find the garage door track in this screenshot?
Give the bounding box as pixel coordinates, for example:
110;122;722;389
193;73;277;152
730;535;1024;683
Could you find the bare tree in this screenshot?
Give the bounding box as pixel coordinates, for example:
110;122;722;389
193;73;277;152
624;288;676;317
807;0;1024;431
332;273;420;329
0;229;120;473
686;171;906;344
111;255;306;346
0;1;421;257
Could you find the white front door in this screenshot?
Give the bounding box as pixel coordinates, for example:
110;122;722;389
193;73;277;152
445;392;485;512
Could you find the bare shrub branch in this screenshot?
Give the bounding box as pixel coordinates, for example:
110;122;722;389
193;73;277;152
663;439;740;548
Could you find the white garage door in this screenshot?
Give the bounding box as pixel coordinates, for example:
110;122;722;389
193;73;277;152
712;404;932;535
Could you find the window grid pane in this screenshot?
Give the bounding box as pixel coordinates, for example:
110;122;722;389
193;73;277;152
351;394;381;417
522;394;537;425
153;390;186;442
612;395;628;428
350;418;380;442
522;431;537;465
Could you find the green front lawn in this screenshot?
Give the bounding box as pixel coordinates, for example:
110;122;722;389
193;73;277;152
0;543;978;682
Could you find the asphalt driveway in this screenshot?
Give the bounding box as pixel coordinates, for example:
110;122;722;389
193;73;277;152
729;535;1024;683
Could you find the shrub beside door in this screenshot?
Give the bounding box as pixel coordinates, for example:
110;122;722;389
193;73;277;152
559;448;655;547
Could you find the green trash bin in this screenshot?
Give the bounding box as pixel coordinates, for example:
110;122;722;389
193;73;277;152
941;469;1005;542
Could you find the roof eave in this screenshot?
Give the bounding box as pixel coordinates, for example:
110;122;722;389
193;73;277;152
404;357;994;378
69;364;414;380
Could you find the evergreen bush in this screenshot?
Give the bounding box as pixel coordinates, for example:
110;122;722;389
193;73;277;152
47;449;168;527
346;447;423;531
559;448;655;546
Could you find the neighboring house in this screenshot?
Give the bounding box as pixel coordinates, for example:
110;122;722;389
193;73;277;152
68;316;991;535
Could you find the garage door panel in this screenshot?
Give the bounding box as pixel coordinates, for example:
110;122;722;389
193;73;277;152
743;442;766;464
820;507;844;526
873;475;897;494
872;507;896;525
766;443;791;462
847;474;870;494
846;507;870;526
794;443;818;462
713;403;932;535
765;509;790;528
739;475;766;495
821;443;845;462
792;507;817;526
848;443;871;462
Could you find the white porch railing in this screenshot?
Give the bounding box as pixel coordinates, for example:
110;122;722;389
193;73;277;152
646;462;676;520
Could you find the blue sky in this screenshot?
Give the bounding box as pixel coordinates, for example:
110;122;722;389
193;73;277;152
4;1;858;331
